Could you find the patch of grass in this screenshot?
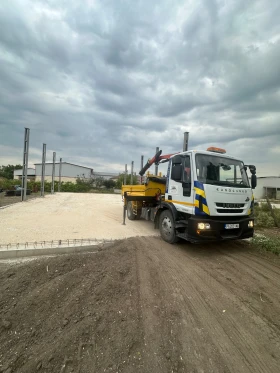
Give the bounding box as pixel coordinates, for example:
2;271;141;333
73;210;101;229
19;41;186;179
254;204;280;228
252;235;280;255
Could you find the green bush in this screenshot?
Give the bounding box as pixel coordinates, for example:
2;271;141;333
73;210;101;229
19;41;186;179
252;235;280;255
254;204;280;228
255;211;275;228
1;177;128;194
0;178;21;190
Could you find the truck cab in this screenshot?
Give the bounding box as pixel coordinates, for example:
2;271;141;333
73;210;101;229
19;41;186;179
160;148;255;242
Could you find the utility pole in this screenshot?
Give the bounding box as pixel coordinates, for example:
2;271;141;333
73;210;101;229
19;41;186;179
51;152;56;194
58;158;62;192
40;143;46;197
21;128;30;201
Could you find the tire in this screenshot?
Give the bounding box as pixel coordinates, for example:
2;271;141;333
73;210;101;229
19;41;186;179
135;209;142;220
159;209;179;244
127;201;142;220
127;201;135;220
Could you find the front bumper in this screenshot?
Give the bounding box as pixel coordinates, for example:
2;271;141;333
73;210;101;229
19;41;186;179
187;216;254;243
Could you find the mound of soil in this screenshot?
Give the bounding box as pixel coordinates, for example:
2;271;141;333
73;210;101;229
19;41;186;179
0;240;144;373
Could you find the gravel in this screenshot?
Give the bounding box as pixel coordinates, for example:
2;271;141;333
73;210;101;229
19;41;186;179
0;193;158;245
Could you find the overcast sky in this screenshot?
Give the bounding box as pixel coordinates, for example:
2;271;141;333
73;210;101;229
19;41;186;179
0;0;280;176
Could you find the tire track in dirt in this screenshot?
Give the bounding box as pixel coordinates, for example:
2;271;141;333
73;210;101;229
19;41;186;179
136;239;181;372
136;237;280;373
196;246;280;330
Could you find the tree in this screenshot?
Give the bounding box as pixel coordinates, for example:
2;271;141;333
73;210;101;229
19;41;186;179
95;176;105;189
115;173;138;189
103;179;116;189
0;164;22;180
75;177;92;192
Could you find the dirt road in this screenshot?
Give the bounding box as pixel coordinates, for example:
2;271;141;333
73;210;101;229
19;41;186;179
0;237;280;372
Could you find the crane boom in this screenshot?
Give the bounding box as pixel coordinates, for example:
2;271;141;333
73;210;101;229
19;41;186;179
139;150;175;176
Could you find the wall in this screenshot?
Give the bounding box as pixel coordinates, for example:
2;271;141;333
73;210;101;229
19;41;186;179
13;168;35;180
35;176;78;183
253;177;280;200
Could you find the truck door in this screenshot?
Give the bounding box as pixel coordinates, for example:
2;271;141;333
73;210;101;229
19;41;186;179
167;154;195;215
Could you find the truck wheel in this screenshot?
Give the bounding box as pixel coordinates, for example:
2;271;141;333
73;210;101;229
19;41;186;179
135;209;142;220
159;210;179;244
127;201;136;220
127;201;141;220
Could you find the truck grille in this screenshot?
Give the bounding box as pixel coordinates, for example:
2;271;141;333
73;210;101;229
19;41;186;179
216;203;245;208
216;209;244;214
215;202;245;214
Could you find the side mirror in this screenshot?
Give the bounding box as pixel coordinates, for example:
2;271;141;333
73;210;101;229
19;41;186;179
251;174;257;189
171;165;182;181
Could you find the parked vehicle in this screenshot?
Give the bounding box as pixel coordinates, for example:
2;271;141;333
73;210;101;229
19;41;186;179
5;185;31;196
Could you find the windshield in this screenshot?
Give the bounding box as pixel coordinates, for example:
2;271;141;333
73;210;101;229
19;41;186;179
195;154;250;188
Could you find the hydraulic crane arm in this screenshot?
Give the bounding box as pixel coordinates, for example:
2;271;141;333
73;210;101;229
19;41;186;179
139;150;175;176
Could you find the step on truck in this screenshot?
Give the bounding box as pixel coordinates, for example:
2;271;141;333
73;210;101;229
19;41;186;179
122;135;257;243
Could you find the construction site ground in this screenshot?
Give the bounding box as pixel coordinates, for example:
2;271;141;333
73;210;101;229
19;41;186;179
0;194;280;373
0;193;157;245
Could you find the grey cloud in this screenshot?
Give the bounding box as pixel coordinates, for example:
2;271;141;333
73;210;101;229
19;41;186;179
0;0;280;176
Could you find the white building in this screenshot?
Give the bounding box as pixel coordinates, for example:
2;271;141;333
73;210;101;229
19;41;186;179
34;162;94;183
34;162;118;183
13;162;119;184
13;168;36;181
254;177;280;200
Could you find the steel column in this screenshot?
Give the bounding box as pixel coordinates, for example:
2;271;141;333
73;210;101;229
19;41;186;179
131;161;134;184
140;155;144;184
124;164;127;185
183;132;189;151
21;128;30;202
58;158;62;192
51;152;56;194
155;147;159;175
40;144;46;197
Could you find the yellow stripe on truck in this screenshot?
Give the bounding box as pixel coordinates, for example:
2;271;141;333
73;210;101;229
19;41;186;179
194;200;210;215
194;187;206;198
166;200;195;207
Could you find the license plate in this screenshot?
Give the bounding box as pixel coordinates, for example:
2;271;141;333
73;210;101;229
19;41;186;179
225;224;239;229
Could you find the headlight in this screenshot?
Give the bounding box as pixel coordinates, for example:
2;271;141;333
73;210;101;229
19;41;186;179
198;223;211;230
248;220;254;228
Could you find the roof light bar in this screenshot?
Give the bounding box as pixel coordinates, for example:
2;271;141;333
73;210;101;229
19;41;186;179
207;147;226;154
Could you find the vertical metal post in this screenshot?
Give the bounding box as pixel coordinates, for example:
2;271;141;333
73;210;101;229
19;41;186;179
40;143;46;197
51;152;56;194
183;132;189;151
58;158;62;192
131;161;134;184
124;164;127;185
155;147;159;176
140;155;144;184
21;128;30;201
